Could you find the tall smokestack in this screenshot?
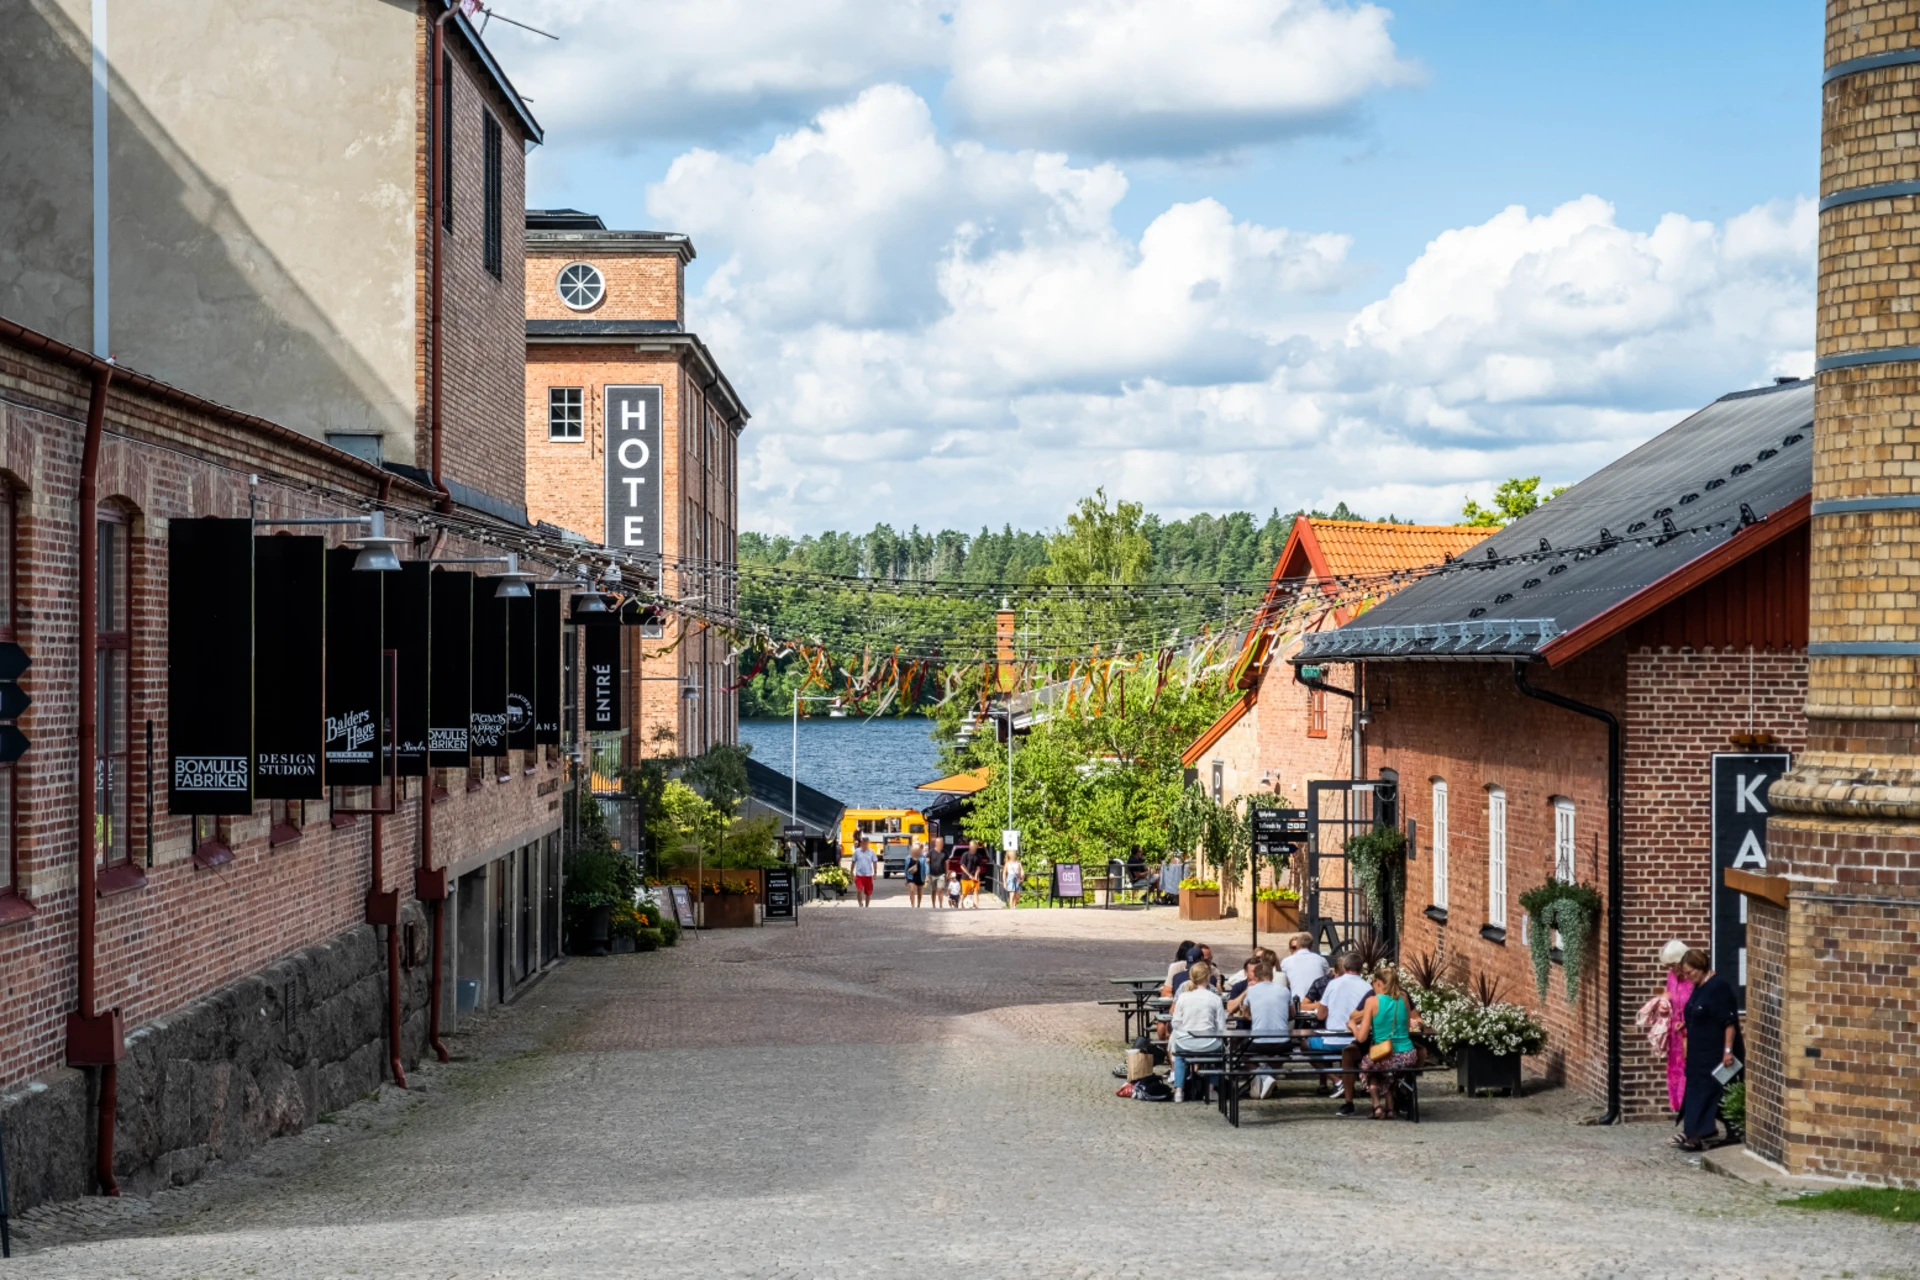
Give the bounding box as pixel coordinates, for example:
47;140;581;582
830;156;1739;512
1758;2;1920;1184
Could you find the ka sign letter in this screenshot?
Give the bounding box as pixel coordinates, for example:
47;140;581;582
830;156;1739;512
604;386;662;556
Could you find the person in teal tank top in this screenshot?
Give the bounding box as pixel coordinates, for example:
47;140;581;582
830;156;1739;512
1357;963;1422;1118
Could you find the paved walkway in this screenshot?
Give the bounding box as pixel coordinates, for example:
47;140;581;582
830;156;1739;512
10;881;1915;1278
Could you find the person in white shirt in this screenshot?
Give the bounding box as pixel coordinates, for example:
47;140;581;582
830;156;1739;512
1234;961;1293;1098
1279;933;1331;1010
1166;960;1226;1102
850;839;879;908
1303;951;1375;1115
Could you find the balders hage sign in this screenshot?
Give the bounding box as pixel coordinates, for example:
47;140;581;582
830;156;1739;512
605;386;662;559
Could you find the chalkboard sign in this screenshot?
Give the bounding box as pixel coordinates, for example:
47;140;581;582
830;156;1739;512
666;884;695;929
764;867;797;923
1054;862;1084;899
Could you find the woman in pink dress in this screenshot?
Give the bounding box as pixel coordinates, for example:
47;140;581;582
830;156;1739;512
1659;940;1694;1115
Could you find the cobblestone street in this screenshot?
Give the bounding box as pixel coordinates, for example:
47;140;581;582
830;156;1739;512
9;884;1915;1279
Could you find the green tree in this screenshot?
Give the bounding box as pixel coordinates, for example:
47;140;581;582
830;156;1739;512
1461;476;1568;527
1030;489;1154;586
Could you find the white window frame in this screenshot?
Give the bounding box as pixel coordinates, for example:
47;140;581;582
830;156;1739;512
548;386;584;441
1430;779;1449;910
556;261;605;311
1487;786;1508;930
1553;798;1576;882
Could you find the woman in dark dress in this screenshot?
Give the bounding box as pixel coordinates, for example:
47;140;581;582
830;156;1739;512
1675;948;1741;1151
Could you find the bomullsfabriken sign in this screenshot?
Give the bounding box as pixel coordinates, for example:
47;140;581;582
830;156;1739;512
254;534;324;799
604;385;662;561
1711;752;1789;1011
324;546;384;788
429;570;472;767
168;518;254;814
583;619;621;731
534;589;561;745
506;593;537;751
471;587;509;755
386;561;431;776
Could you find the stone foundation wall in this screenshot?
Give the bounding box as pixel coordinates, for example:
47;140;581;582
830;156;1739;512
2;910;428;1212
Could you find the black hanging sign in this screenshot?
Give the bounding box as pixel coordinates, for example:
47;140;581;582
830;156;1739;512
471;587;509;756
1711;752;1789;1012
583;619;622;731
385;561;430;776
324;546;384;788
428;570;472;767
254;535;324;799
506;593;536;750
604;385;663;557
168;518;254;814
534;589;561;745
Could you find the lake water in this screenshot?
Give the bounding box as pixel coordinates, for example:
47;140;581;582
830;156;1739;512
739;717;942;812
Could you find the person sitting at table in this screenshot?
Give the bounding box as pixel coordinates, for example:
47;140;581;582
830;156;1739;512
1226;954;1260;1006
1304;951;1374;1114
1164;940;1197;988
1280;933;1331;1011
1167;960;1226;1103
1352;962;1422;1120
1229;959;1293;1098
1126;847;1152;895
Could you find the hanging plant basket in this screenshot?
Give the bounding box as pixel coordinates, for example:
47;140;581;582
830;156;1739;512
1343;827;1408;939
1517;879;1602;1002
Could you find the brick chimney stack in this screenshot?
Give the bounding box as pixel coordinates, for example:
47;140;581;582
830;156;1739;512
1754;1;1920;1183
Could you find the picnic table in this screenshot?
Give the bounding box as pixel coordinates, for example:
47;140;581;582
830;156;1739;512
1160;1028;1439;1127
1102;976;1167;1041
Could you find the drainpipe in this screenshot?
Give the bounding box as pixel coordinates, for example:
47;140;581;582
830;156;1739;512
428;5;459;515
371;803;406;1090
1513;661;1623;1124
420;780;450;1064
74;364;120;1195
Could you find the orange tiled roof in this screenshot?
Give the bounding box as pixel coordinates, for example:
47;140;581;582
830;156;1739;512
1300;519;1492;580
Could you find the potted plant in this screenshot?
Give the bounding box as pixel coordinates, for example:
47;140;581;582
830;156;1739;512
813;865;851;900
702;876;761;929
1179;877;1221;921
1254;886;1301;934
1425;987;1547;1096
609;902;645;954
1518;878;1603;1002
1343;827;1408;941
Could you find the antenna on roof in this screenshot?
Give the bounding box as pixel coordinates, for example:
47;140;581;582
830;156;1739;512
461;1;558;38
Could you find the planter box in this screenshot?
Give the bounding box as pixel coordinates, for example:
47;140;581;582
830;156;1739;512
1255;899;1300;934
1179;888;1221;921
610;934;636;954
703;895;759;929
1455;1044;1522;1096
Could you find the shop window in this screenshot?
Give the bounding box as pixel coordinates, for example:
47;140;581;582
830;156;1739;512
96;513;130;868
548;387;584;441
1486;785;1507;930
1306;686;1327;738
1553;797;1576;882
1429;778;1448;910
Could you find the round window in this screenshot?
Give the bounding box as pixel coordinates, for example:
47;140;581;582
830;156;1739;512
556;262;605;311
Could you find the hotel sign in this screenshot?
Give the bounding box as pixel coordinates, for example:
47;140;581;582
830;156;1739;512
604;385;662;558
1711;752;1789;1012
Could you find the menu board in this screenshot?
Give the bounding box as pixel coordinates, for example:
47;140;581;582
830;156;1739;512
666;884;696;929
1055;862;1084;899
764;868;797;922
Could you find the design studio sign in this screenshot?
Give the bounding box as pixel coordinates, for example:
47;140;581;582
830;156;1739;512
604;385;662;558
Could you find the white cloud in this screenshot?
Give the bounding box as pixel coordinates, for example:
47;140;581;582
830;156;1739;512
947;0;1416;154
641;88;1813;535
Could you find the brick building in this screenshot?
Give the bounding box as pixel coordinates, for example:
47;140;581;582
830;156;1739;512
0;4;599;1211
1283;379;1813;1121
523;209;748;761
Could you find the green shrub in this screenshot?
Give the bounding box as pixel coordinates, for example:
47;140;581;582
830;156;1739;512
635;927;664;952
658;915;681;947
1720;1080;1745;1131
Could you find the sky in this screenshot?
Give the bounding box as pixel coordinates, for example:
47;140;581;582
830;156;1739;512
486;0;1821;536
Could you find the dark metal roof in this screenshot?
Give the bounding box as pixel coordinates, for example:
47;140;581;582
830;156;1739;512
745;757;846;834
1293;378;1814;663
525;209;606;231
525;319;685;337
443;1;542;143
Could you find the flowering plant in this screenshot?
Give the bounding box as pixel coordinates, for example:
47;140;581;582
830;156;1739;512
813;866;852;891
1254;886;1299;902
1179;877;1220;891
1422;992;1547;1058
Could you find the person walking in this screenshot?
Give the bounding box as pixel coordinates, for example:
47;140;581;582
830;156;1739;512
1642;939;1694;1119
1674;948;1741;1152
905;842;929;908
929;837;947;909
960;844;983;909
946;845;965;909
851;837;879;908
1004;849;1024;908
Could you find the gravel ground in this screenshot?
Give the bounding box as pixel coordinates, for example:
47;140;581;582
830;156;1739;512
7;883;1915;1279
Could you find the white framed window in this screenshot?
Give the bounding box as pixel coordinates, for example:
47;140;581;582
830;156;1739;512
1553;798;1576;882
548;387;584;441
556;261;604;311
1487;786;1507;930
1430;779;1449;910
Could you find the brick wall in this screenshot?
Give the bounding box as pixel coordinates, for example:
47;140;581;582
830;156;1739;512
1619;647;1806;1117
1369;651;1621;1104
525;250;683;325
1745;896;1789;1162
413;18;530;510
1257;641;1354;810
0;337;562;1098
